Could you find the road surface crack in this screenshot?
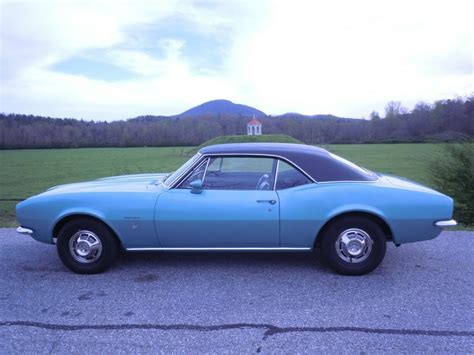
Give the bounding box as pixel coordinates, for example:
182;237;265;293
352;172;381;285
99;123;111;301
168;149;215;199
0;321;472;338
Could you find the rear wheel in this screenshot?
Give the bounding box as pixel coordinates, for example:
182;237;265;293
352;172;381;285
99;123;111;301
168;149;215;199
57;218;119;274
320;217;386;275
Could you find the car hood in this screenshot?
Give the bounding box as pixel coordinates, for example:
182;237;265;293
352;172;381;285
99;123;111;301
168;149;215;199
38;173;169;196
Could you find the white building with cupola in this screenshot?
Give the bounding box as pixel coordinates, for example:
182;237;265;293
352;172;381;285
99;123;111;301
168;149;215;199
247;117;262;136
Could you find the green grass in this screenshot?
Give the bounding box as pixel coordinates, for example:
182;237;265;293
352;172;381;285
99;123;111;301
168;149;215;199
1;144;470;228
0;147;191;226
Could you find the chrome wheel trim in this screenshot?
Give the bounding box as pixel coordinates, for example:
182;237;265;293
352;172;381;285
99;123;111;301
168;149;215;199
68;230;103;264
335;228;373;263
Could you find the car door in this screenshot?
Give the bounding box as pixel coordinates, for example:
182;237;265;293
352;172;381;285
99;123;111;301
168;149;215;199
275;160;318;247
154;156;280;247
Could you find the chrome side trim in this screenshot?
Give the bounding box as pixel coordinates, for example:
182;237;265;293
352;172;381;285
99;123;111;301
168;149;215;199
168;151;381;188
175;157;210;190
170;153;316;189
273;159;280;190
126;247;312;251
163;152;202;188
200;157;211;185
317;178;380;184
434;220;457;227
16;226;34;235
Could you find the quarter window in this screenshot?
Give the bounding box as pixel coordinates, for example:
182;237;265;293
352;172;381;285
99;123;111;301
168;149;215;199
276;161;312;190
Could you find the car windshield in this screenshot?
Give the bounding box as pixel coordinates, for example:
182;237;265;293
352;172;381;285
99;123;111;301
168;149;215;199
163;153;201;187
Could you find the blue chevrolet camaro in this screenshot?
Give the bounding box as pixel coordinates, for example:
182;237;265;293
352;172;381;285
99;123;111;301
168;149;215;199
16;143;456;275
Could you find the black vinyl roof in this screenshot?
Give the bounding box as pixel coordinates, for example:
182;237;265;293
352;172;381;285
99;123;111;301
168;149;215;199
199;143;377;182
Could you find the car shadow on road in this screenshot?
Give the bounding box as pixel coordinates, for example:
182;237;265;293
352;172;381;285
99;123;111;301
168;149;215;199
114;244;412;278
118;250;332;273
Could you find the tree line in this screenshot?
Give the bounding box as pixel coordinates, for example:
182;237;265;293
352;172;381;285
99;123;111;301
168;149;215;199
0;97;472;149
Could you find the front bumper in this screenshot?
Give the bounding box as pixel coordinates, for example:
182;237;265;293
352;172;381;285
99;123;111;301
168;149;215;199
434;219;457;227
16;226;34;235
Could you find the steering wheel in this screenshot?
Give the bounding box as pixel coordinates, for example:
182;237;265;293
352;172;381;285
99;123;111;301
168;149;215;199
256;174;271;190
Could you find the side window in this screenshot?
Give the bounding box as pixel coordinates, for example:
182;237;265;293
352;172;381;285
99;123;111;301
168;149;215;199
204;156;276;190
178;158;208;189
276;161;312;190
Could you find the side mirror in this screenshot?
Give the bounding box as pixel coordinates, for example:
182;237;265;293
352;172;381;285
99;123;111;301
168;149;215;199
190;179;203;194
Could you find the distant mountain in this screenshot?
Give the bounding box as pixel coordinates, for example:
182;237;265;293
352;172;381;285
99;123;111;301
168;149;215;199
179;99;266;117
127;99;356;121
274;112;355;121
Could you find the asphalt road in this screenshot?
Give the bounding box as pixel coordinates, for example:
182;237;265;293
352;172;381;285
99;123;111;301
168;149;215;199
0;228;473;353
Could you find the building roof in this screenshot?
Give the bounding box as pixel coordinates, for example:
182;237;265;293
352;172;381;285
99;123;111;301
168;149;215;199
247;118;262;126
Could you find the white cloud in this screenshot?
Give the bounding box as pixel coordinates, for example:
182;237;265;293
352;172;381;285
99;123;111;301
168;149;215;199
0;0;472;120
232;0;474;116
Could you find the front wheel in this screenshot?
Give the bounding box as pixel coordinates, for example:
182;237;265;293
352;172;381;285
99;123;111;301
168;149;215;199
320;217;386;275
57;218;120;274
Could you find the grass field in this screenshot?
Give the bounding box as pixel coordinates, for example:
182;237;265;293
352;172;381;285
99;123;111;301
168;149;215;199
0;144;450;227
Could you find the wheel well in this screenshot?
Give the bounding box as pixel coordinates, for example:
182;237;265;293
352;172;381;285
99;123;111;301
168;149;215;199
53;214;122;247
314;211;393;248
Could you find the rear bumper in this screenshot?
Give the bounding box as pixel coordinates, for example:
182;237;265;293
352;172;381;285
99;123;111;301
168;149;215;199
16;226;34;235
434;219;457;227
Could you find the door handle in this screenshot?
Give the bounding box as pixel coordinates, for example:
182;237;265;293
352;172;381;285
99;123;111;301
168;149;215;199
256;199;276;205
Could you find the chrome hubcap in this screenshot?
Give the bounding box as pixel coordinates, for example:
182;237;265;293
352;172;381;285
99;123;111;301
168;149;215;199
335;228;373;263
69;230;102;264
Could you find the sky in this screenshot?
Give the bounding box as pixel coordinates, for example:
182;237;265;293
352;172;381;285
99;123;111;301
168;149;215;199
0;0;473;121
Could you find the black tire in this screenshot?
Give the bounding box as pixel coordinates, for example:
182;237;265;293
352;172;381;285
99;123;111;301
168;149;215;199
320;216;386;275
57;217;120;274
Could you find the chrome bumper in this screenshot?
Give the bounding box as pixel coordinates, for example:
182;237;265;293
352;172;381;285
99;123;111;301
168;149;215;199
434;219;457;227
16;226;34;235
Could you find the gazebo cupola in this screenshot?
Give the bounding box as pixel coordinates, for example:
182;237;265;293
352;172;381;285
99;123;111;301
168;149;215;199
247;116;262;136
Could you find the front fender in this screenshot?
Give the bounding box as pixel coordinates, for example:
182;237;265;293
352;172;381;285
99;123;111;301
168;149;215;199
17;192;160;248
50;208;112;237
